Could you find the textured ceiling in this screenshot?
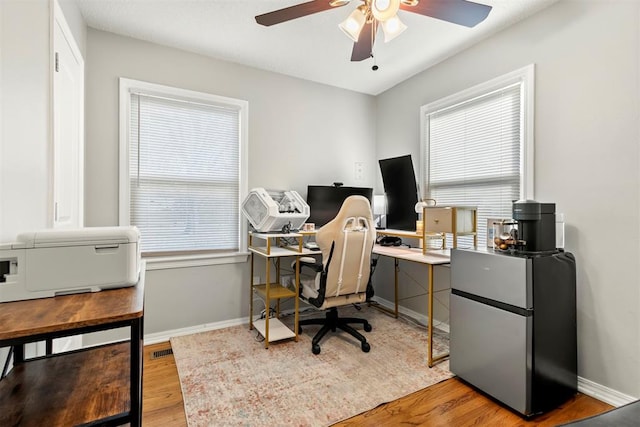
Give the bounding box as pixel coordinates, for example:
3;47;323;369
75;0;558;95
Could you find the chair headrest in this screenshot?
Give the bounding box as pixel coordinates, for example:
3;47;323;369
330;195;373;225
316;195;373;261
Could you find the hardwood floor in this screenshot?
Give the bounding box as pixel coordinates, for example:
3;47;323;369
142;341;613;426
142;342;188;426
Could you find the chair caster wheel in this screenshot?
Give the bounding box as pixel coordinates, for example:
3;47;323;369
361;342;370;352
364;323;372;332
312;344;321;355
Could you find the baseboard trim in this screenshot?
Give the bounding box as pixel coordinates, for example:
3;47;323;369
144;316;249;345
371;296;451;333
577;376;637;407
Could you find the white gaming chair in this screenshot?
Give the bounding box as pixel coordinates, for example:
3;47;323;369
296;195;376;355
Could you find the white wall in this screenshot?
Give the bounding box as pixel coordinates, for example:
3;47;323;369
375;0;640;398
83;29;377;342
0;0;51;242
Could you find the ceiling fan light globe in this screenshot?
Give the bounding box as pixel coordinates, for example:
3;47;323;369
372;0;400;21
339;8;366;42
381;14;407;42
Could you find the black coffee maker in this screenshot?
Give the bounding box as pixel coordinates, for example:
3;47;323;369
512;200;556;253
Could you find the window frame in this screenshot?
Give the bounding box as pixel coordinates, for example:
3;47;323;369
419;65;535;241
119;78;249;270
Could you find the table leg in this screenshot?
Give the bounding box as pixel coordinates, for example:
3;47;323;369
265;257;270;349
249;252;254;331
276;258;281;317
427;264;449;368
394;258;399;318
130;317;143;426
428;264;434;367
294;257;300;342
370;257;399;318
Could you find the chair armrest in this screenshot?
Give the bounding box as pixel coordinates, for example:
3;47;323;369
292;257;323;273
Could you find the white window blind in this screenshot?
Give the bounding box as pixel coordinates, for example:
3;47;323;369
423;71;532;247
129;93;240;254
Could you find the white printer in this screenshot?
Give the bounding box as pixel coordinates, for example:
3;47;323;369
0;226;141;303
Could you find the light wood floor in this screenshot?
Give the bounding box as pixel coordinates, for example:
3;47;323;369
142;341;613;426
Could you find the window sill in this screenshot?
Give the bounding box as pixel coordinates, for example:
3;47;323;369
144;251;250;270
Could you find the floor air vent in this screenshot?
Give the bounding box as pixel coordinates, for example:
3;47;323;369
150;348;174;359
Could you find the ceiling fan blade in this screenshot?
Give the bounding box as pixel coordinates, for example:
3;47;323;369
256;0;346;27
351;21;376;62
400;0;492;28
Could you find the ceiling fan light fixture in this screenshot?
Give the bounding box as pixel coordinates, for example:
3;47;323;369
339;6;366;42
381;14;407;42
372;0;400;22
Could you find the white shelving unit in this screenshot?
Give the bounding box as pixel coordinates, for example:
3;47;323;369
248;232;309;348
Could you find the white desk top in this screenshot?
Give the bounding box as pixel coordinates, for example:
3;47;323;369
373;245;451;265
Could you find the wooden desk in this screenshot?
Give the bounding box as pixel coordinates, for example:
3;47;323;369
0;266;145;427
372;245;450;367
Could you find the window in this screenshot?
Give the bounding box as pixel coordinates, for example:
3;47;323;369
119;79;248;268
420;65;534;247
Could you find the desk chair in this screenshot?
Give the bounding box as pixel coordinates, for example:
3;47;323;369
296;195;375;355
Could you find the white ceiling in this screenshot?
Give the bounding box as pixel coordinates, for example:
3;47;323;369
75;0;558;95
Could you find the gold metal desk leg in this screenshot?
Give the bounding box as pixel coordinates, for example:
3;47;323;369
249;252;254;331
275;258;281;317
294;257;300;342
394;258;399;318
370;257;399;318
264;257;270;349
427;263;449;367
428;264;434;367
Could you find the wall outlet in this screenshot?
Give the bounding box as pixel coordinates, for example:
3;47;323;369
354;162;364;182
281;274;295;290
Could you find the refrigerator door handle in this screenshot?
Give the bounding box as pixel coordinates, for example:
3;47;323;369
452;289;533;317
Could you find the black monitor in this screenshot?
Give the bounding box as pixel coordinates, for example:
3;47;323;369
306;185;373;227
379;155;419;231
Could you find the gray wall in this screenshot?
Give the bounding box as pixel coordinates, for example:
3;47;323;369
375;0;640;398
83;29;377;341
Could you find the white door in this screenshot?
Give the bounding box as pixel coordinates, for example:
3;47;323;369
50;1;84;354
52;3;84;229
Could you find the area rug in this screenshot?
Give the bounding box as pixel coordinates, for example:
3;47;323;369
170;305;452;427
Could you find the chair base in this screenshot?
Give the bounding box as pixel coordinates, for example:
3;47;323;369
298;306;372;354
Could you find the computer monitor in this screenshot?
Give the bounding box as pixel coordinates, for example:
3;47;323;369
379;155;419;231
306;185;374;227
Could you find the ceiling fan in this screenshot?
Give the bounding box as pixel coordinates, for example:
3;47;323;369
255;0;493;62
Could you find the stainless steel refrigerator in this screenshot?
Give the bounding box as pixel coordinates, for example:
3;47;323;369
450;247;577;416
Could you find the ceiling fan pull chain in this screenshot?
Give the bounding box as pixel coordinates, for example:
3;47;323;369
371;21;379;71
